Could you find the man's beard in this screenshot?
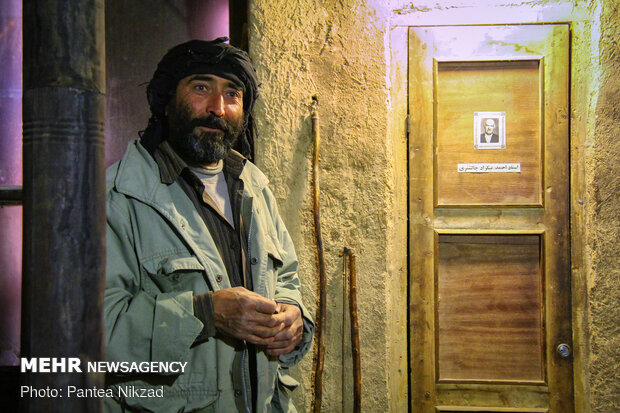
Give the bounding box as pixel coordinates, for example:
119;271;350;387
166;101;244;165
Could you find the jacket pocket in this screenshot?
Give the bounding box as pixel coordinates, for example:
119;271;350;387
259;237;284;299
142;255;206;294
263;235;284;267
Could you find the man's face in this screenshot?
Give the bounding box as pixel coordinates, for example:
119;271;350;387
166;74;244;166
484;119;495;135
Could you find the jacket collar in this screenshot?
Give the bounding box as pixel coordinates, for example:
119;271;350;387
112;140;269;206
153;140;247;185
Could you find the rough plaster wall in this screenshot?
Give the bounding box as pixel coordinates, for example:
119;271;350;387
249;1;399;411
569;3;598;411
586;1;620;411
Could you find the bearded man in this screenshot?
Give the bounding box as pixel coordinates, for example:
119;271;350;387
104;38;314;413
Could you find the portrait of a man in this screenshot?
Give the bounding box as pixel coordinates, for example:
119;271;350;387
474;111;506;149
480;118;499;143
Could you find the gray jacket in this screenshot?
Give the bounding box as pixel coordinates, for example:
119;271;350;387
104;140;314;412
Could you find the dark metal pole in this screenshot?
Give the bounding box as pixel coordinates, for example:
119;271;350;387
21;1;106;412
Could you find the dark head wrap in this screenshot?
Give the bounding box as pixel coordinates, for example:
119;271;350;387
140;37;259;159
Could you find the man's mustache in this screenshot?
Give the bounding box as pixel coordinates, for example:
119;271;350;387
189;115;233;134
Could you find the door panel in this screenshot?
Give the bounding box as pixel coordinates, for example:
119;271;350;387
408;25;572;413
435;60;542;206
437;234;544;383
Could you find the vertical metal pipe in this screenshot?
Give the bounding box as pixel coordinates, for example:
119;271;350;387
21;1;106;412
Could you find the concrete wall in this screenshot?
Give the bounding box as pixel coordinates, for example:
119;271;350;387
248;0;619;412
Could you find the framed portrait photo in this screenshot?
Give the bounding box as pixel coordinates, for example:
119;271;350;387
474;111;506;149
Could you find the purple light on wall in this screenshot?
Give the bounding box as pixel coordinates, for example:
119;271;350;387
186;0;229;40
0;0;22;366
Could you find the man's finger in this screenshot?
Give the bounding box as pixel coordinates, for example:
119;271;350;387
242;311;282;328
265;338;295;350
243;334;277;346
271;328;296;341
252;296;278;314
266;331;302;348
265;345;295;356
244;321;285;339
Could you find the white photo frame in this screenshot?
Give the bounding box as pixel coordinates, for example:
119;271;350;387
474;111;506;149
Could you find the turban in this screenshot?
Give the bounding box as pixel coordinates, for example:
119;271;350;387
140;37;259;159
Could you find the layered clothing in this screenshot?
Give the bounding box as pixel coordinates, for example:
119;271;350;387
104;140;313;412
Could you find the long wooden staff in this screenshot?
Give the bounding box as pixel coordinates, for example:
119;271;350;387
344;248;361;412
311;98;327;413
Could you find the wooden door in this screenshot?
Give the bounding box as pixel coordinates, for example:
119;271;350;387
408;25;572;413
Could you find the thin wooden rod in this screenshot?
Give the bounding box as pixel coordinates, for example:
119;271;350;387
310;97;327;413
344;248;361;413
341;248;348;412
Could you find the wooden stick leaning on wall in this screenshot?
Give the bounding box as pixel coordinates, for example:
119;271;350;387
344;247;361;413
310;97;327;413
341;248;349;412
